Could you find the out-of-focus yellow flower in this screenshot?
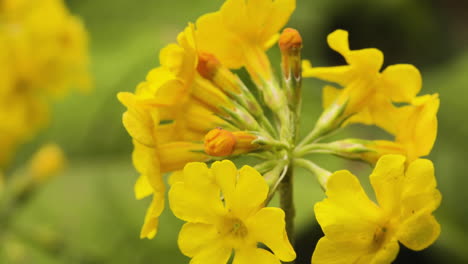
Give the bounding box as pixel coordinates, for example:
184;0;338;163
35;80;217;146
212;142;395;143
0;0;90;166
28;143;66;183
362;94;439;163
196;0;296;82
313;155;441;264
169;160;296;264
304;30;421;133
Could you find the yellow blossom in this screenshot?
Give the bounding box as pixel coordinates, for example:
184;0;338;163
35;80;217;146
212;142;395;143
118;92;208;239
196;0;296;82
169;160;296;264
362;94;439;163
313;155;441;264
0;0;90;166
28;143;66;183
304;29;421;133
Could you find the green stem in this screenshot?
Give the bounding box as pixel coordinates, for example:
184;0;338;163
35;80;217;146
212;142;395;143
279;166;295;253
294;158;331;191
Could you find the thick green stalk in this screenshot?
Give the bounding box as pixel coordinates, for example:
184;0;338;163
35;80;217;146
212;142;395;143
279;166;295;252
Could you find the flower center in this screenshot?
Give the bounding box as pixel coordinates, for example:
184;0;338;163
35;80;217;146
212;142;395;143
222;217;248;238
372;224;390;250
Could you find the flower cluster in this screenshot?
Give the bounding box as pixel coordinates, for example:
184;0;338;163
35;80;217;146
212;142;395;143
118;0;441;263
0;0;90;166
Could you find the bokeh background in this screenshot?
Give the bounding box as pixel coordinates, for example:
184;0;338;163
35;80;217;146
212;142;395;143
2;0;467;263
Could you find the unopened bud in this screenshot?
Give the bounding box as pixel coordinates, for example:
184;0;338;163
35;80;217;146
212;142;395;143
231;131;259;155
279;28;303;114
279;28;303;55
29;144;66;183
204;128;259;157
197;52;241;94
204;128;236;156
197;52;221;79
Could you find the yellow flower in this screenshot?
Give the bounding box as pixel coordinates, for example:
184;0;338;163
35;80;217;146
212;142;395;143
313;155;441;264
196;0;296;82
135;24;234;142
118;92;208;239
28;143;66;183
362;94;439;163
304;30;421;133
169;160;296;264
0;0;90;166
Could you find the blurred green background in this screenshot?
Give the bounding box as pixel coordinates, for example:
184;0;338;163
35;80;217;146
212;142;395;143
2;0;468;263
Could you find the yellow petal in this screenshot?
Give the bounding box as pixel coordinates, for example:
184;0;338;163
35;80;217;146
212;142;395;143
365;95;400;134
178;223;222;257
370;154;406;214
118;92;158;147
196;12;244;69
230;165;268;219
212;160;237;208
254;0;296;46
132;140;163;192
396;94;439;161
311;237;367;264
302;65;353;87
189;242;232;264
316;170;381;241
168;163;224;224
159;43;186;73
140;193;165;239
233;247;281;264
168;170;184;185
381;64;422;102
247;207;296;262
369;240;400;264
322;85;341;109
397;213;440;251
347;48;383;73
327;29;350;56
154;78;188;106
134;175;153;200
159;142;208;172
184;99;228;133
403;158;437;197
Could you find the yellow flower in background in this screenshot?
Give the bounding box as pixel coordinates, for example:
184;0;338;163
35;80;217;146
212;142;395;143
28;143;66;184
196;0;296;82
362;94;439;163
304;29;422;133
313;155;441;264
0;0;90;167
169;160;296;264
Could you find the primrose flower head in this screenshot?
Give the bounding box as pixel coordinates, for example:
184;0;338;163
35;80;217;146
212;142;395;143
169;160;296;264
313;155;441;264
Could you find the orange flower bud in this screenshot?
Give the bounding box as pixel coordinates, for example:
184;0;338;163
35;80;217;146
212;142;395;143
204;128;236;156
279;28;303;54
231;131;259;155
204;128;259;157
197;52;221;79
